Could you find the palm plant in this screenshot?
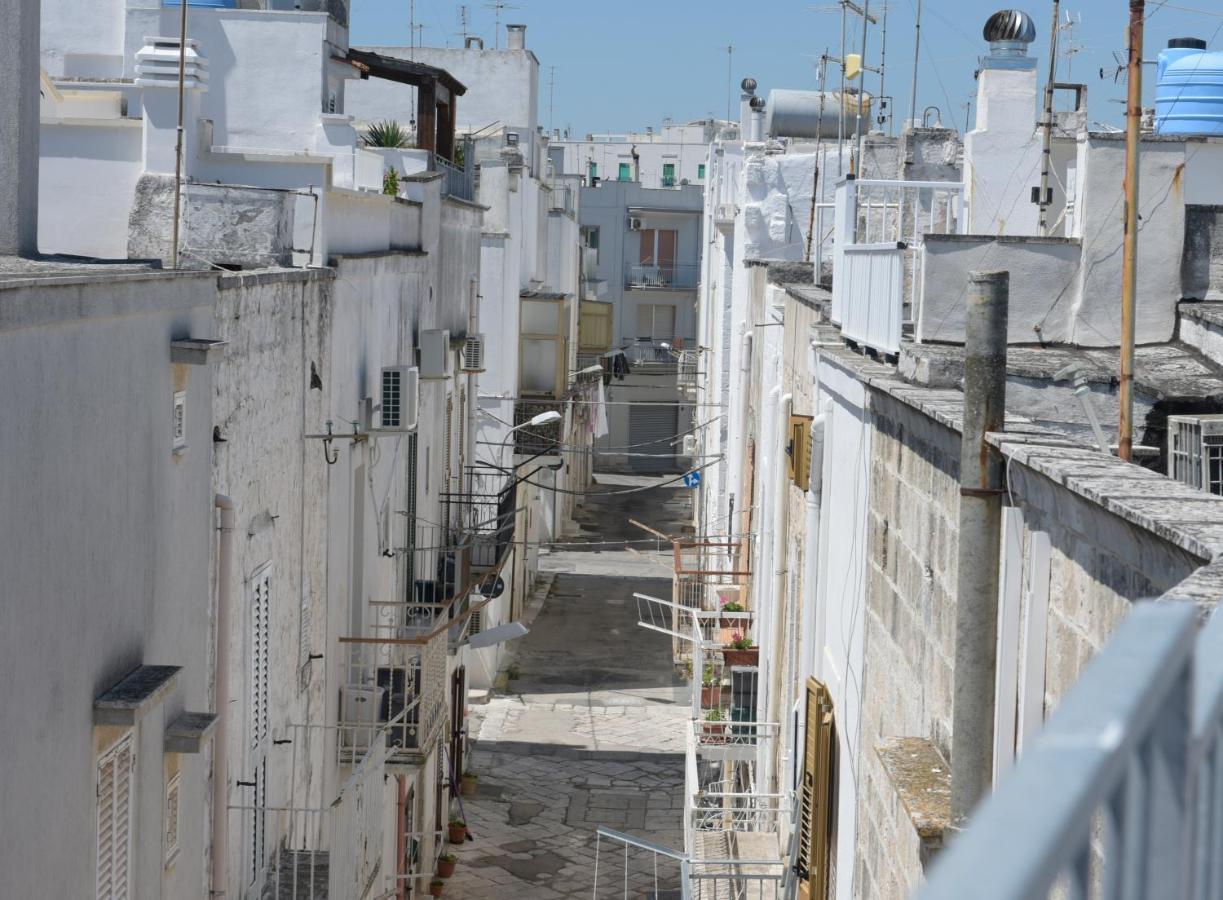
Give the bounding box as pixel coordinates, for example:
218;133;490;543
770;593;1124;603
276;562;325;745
364;120;410;148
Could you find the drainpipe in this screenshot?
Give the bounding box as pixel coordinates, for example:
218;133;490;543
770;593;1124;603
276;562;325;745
212;494;235;897
950;271;1009;827
800;413;827;680
767;391;793;793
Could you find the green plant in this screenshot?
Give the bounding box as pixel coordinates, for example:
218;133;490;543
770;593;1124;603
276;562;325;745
439;852;457;863
449;816;465;827
704;708;725;722
382;167;400;196
701;664;717;687
727;632;754;651
462;770;477;780
364;119;410;148
506;662;521;680
681;660;693;679
720;599;745;613
454;141;466;169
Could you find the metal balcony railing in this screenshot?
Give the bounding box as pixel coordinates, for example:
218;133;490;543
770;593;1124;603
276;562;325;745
918;601;1223;900
431;150;474;202
625;262;700;290
677;349;699;396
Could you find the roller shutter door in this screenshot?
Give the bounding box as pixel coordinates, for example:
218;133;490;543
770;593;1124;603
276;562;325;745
629;405;680;474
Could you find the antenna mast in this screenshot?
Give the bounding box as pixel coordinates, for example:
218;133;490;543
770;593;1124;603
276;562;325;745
726;45;734;126
878;1;891;135
1119;0;1145;462
908;0;922;131
1038;0;1060;236
850;0;872;175
548;65;556;133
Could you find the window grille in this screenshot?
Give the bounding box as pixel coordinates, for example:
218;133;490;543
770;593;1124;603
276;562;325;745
163;773;180;867
172;391;187;451
250;567;271;751
96;732;135;900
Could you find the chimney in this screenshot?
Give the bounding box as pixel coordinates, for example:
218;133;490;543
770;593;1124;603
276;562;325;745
465;36;485;49
136;37;209;175
0;0;41;255
506;24;526;50
739;77;758;140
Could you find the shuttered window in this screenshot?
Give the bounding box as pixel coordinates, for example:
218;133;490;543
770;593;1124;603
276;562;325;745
788;414;815;488
163;773;181;867
96;732;135;900
797;678;835;900
250;566;271;752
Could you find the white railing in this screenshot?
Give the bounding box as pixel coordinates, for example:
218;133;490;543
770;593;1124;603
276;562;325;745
831;178;964;355
918;601;1223;900
840;243;906;356
328;738;389;899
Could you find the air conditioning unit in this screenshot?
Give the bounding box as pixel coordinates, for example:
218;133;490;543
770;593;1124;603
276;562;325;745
1168;414;1223;495
628;216;644;230
418;329;451;381
461;334;486;372
469;606;483;637
379;366;419;432
339;684;385;750
682;433;698;456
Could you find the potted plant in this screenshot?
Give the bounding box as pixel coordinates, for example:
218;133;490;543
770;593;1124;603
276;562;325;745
448;817;468;844
718;598;746;629
701;708;727;743
699;664;721;708
723;632;758;668
437;852;458;878
429;877;446;896
460;770;478;797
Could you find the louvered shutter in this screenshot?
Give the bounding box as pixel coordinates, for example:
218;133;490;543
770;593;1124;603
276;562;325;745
251;568;271;751
97;733;135;900
797;678;835;900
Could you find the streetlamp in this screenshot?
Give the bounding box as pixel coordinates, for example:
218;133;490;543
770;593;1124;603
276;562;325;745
500;409;563;466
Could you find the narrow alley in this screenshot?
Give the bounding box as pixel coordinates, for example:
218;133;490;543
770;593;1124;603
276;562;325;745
447;474;693;899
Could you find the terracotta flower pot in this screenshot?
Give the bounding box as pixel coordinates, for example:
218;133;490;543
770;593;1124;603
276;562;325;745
701;722;727;743
460;774;478;797
429;881;446;897
700;684;721;708
722;646;759;668
448;823;468;844
438;858;457;878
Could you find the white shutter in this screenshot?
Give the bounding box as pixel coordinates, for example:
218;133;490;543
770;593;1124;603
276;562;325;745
97;732;135;900
251;567;271;751
164;773;181;867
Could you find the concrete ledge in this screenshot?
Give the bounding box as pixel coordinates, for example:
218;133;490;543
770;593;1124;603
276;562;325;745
94;665;181;726
876;737;951;860
164;711;219;754
216;266;336;289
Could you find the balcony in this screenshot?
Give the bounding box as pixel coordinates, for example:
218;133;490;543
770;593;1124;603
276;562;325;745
625;262;700;291
337;627;448;768
830;178;964;356
677;348;700;398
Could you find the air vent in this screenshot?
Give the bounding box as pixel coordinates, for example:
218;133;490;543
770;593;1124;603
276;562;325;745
461;334;486;372
628;216;644;230
469;607;483;637
418;329;452;381
1168;414;1223;495
380;366;419;432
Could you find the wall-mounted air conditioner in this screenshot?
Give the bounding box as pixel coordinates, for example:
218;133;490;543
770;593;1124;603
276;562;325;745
628;216;644;230
461;334;486;372
418;329;451;381
379;366;419;432
339;684;385;750
1168;414;1223;495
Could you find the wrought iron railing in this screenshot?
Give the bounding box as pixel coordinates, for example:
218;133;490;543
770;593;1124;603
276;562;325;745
431;150;474;202
625;262;701;290
918;601;1221;900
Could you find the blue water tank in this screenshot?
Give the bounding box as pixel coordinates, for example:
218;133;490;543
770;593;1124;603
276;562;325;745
1156;38;1223;136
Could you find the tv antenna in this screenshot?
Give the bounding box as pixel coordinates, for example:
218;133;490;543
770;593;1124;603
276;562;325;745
1100;48;1156;84
457;4;471;42
547;65;556;133
1059;10;1085;77
484;1;519;48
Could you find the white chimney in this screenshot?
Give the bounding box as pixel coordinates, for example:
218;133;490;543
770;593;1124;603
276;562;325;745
136;37;209;175
506;24;526;50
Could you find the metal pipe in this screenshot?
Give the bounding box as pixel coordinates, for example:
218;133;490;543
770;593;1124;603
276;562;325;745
1119;0;1144;463
950;271;1009;826
908;0;922;130
851;0;872;176
1038;0;1061;236
170;0;189;269
211;494;235;897
768;391;793;791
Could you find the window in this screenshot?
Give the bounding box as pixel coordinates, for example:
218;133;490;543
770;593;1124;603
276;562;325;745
163;773;181;868
172;391;187;452
519;297;566;397
636;304;676;341
796;678;835;899
662;163;676;186
618;162;631;182
698;163;706;180
587;161;597;182
787;414;815;488
583;226;600;251
97;732;135;900
250;566;270;753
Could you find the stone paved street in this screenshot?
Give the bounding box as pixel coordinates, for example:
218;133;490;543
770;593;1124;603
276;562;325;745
445;474;693;899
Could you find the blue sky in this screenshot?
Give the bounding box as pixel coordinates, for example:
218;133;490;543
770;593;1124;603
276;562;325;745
350;1;1223;137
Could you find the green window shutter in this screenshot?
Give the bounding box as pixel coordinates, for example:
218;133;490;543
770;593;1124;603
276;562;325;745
588;161;597;180
663;163;675;179
618;162;631;181
698;164;706;180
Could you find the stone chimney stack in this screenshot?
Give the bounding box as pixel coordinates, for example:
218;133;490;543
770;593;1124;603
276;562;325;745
0;0;41;256
506;24;526;50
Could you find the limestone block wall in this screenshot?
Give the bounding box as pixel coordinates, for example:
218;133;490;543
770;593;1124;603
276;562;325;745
837;347;1220;900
